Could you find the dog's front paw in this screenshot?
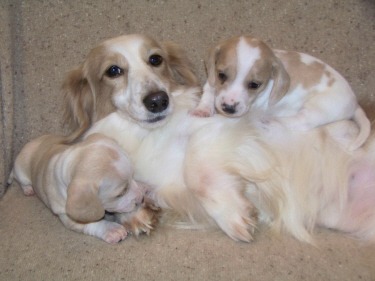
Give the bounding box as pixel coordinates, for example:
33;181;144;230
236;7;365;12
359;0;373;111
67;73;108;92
102;223;128;244
22;185;35;196
217;207;258;242
189;107;214;118
118;203;161;236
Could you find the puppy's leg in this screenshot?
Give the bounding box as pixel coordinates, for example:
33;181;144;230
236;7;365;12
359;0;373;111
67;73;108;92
186;166;257;242
21;185;35;196
324;120;360;150
279;106;335;132
279;87;357;132
10;169;35;196
59;214;128;243
189;82;216;117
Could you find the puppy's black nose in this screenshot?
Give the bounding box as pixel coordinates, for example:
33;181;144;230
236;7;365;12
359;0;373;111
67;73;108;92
222;103;237;114
143;91;169;113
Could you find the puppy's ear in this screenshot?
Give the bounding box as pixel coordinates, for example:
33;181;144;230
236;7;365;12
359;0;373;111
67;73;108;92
66;181;105;223
62;66;94;143
268;58;290;106
162;41;199;87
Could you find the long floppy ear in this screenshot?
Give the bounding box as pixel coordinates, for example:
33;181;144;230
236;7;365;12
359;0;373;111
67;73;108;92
162;41;199;87
62;66;94;143
268;57;290;106
66;181;105;223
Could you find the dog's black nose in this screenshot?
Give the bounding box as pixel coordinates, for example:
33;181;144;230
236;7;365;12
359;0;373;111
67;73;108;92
222;103;237;114
143;91;169;113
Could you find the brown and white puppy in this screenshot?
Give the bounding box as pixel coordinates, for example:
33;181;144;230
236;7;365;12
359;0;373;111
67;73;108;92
191;35;370;150
9;133;159;243
62;34;375;244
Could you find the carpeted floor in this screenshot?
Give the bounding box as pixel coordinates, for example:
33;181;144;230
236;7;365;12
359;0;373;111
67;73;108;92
1;0;374;280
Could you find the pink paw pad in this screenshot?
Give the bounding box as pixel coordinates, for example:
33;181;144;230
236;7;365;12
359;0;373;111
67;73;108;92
22;185;35;196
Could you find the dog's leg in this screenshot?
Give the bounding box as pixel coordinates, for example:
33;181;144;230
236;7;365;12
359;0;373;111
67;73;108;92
186;166;257;242
189;82;216;117
324;120;360;150
59;214;128;243
21;185;35;196
335;159;375;241
278;106;337;132
278;89;359;134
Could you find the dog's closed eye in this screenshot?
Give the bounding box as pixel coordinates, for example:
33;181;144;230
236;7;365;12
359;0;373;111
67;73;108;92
115;187;128;198
106;65;124;78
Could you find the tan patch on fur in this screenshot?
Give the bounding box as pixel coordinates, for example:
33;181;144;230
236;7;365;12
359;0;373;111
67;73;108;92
277;51;329;90
85;49;127;122
244;38;274;94
211;37;239;88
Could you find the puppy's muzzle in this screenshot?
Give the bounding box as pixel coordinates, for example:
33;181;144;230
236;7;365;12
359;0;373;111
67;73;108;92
221;103;238;115
143;91;169;113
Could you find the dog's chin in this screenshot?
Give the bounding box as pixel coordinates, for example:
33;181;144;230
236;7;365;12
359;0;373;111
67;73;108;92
140;114;169;129
147;115;167;123
217;110;247;118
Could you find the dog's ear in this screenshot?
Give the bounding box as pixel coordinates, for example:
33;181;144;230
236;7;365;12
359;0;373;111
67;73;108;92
66;181;105;223
62;66;94;143
268;58;290;106
162;41;199;87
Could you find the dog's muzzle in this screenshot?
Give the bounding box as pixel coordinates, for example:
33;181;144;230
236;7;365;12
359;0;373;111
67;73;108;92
143;91;169;113
221;102;237;115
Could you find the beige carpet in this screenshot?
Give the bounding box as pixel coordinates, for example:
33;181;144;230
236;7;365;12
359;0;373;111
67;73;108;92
1;0;374;280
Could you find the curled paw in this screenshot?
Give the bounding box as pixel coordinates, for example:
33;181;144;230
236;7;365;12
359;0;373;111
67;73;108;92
103;223;128;244
116;202;161;237
189;107;214;118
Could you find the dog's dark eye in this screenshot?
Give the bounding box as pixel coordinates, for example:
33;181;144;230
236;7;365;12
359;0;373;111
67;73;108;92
218;72;227;83
248;81;262;89
105;65;124;78
149;54;163;67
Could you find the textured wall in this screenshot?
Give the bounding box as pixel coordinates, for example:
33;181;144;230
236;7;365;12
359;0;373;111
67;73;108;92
1;0;374;195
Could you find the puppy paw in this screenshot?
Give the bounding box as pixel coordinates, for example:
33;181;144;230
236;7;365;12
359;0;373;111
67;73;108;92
102;223;128;244
118;202;161;236
189;107;214;118
22;185;35;196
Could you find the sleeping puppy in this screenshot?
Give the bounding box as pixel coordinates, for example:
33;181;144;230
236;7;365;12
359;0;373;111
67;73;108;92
190;35;370;150
8;133;159;243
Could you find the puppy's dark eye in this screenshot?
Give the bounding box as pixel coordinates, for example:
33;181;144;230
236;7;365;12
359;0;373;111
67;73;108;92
105;65;124;78
218;72;227;83
248;81;262;89
149;54;163;67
